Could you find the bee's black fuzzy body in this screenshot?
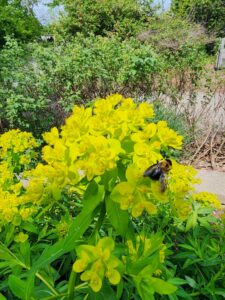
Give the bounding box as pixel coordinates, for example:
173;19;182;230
143;164;162;180
143;159;172;193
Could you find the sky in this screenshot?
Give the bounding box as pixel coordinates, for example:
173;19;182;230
33;0;63;25
154;0;171;10
34;0;172;25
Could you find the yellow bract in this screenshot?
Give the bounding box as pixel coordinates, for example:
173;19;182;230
192;192;221;210
0;129;38;156
14;232;28;243
73;237;121;292
157;121;183;150
0;129;39;228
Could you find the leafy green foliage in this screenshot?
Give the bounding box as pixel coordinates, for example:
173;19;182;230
0;30;209;136
0;0;41;46
138;15;209;52
140;205;225;300
169;224;225;299
54;0;154;38
171;0;225;36
0;35;161;134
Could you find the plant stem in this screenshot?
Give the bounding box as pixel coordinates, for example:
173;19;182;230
0;242;59;296
208;264;225;285
42;293;68;300
36;203;52;219
36;272;59;296
89;202;106;241
68;269;77;300
94;202;106;233
190;292;201;297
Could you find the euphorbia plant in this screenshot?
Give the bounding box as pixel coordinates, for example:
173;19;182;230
0;95;221;299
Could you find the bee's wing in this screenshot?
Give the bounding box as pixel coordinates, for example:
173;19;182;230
159;173;167;193
143;163;158;177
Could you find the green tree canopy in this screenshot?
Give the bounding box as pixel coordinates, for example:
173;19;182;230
0;0;42;46
171;0;225;36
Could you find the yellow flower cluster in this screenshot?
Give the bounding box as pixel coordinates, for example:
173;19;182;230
127;234;153;260
0;129;38;194
124;234;166;276
168;160;200;194
111;164;158;217
73;237;121;292
0;94;220;227
25;95;183;207
167;160;201;220
0;130;38;227
192;192;221;210
0;187;34;227
0;129;38;156
14;232;28;243
0;161;14;189
110;159;201;219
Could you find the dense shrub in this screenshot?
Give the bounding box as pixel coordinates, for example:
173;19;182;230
137;15;210;52
0;95;222;299
0;0;41;46
0;31;209;135
0;36;161;134
171;0;225;36
53;0;154;38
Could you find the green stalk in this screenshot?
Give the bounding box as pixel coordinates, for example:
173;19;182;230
36;272;59;296
36;203;52;219
95;203;106;232
89;202;106;241
67;269;77;300
208;264;225;286
190;292;201;297
42;293;68;300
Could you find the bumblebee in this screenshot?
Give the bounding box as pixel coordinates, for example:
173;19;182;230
143;159;172;193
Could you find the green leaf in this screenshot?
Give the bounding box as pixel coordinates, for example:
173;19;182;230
8;273;35;300
116;279;124;300
24;274;35;300
0;293;7;300
100;168;118;191
138;260;159;278
20;222;39;234
185;211;197;231
176;288;194;300
106;197;129;236
183;258;202;269
20;241;30;268
215;289;225;298
184;276;197;288
87;280;117;300
4;223;15;245
0;242;27;269
200;258;222;267
8;275;26;299
167;278;187;286
179;244;195;251
121;138;134;153
51;183;62;201
135;278;155;300
148;277;177;295
31;182;105;273
168;294;179;300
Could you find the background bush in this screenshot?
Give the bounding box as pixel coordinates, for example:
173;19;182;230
0;32;208;136
171;0;225;36
52;0;154;38
0;0;42;47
